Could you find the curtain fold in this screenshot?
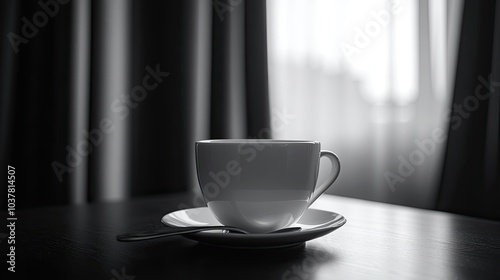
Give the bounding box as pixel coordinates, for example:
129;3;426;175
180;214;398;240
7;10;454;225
1;0;74;208
210;0;271;139
244;0;271;138
0;0;271;209
89;0;131;202
68;0;91;204
0;0;19;189
438;0;500;220
210;0;248;138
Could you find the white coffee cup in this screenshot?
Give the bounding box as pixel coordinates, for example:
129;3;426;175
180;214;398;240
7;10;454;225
195;139;340;233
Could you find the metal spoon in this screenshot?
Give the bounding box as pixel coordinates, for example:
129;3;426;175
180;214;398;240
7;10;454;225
117;226;301;242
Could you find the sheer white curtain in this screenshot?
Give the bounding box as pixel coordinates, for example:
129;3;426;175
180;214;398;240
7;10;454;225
267;0;463;207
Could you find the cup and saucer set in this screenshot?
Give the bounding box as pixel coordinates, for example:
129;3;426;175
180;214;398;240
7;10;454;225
121;140;346;249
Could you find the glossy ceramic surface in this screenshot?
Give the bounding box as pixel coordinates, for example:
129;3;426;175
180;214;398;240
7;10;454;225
195;140;341;233
161;207;347;249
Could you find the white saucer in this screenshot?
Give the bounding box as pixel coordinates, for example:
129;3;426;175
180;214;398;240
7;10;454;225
161;207;346;249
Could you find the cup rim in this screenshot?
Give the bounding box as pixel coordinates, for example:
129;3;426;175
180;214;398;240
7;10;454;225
196;139;320;144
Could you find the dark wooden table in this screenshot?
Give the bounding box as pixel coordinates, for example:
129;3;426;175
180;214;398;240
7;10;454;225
3;193;500;279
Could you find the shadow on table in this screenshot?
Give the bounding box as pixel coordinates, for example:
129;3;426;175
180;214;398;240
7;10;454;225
126;239;338;280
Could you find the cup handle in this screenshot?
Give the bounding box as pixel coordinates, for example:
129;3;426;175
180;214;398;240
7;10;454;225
308;150;341;207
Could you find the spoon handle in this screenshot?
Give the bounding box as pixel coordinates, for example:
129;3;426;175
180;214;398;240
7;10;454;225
117;226;246;242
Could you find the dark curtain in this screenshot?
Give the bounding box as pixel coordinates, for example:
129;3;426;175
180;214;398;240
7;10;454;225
438;0;500;220
0;0;271;209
